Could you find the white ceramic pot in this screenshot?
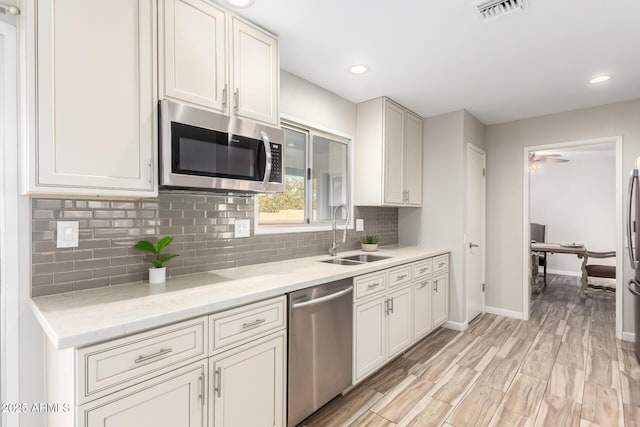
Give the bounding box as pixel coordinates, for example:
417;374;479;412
361;243;378;252
148;267;166;284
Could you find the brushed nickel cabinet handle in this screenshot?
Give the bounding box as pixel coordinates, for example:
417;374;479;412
242;318;266;329
397;274;408;280
418;281;429;289
134;347;172;364
198;373;204;404
367;282;381;289
234;88;239;111
214;367;222;397
222;84;228;112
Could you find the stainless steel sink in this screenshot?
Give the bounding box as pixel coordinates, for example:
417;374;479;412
341;254;391;263
319;258;363;266
319;254;391;266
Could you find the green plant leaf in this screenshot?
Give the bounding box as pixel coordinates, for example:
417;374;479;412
134;240;158;254
156;236;174;253
159;254;178;264
149;260;164;268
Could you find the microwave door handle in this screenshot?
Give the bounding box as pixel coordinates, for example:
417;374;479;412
260;131;272;191
628;170;639;267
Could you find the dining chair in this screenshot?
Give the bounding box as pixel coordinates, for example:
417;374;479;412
530;223;547;286
580;250;616;297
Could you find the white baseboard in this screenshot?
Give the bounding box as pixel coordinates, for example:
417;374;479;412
444;320;468;331
622;332;636;343
546;269;581;277
484;306;525;320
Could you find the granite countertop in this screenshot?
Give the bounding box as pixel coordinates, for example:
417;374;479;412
31;245;449;350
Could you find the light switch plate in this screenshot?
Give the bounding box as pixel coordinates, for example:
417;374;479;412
57;221;79;248
234;219;251;238
356;219;364;232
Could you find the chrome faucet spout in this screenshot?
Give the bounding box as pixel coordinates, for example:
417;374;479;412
329;203;350;256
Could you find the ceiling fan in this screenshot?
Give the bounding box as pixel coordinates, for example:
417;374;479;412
529;152;569;163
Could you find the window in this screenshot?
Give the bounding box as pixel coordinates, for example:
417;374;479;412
256;121;351;231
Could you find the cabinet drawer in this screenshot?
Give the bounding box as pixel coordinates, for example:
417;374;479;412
412;259;433;280
354;272;387;301
433;254;449;275
210;296;286;353
78;316;207;404
388;265;412;288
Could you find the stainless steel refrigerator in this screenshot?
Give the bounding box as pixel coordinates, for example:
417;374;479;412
626;163;640;360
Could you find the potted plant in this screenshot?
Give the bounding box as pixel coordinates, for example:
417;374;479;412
361;235;379;252
134;236;178;284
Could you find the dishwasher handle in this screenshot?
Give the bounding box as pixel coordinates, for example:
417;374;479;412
291;286;353;309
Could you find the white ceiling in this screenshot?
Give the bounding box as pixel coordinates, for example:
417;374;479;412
228;0;640;124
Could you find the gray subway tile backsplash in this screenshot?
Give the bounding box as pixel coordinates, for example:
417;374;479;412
31;191;399;297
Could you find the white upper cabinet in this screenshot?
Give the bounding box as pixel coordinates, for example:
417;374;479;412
230;16;279;125
159;4;279;125
355;97;423;207
23;0;158;197
160;0;227;112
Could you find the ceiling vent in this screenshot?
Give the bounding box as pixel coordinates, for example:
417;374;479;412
476;0;526;21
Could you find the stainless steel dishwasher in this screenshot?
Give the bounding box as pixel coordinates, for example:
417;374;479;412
288;278;353;427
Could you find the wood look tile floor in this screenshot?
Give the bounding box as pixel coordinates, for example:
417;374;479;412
302;275;640;427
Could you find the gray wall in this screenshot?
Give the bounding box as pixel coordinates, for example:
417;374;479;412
485;99;640;335
31;194;397;296
399;110;485;327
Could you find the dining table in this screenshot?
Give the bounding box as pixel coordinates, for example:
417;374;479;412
530;242;587;295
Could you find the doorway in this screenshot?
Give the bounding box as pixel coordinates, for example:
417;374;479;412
466;144;486;322
522;137;623;338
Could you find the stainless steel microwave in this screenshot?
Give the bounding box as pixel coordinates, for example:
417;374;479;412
159;100;285;193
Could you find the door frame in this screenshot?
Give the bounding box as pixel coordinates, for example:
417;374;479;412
521;136;623;339
465;143;486;322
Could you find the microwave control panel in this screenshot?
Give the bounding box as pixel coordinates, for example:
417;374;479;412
270;143;282;183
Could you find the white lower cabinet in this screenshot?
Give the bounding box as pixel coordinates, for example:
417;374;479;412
80;361;206;427
432;274;449;327
387;286;413;359
353;297;387;381
412;278;432;341
353;284;412;383
209;331;286;427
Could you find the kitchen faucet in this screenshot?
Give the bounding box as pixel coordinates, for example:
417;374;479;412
329;203;350;256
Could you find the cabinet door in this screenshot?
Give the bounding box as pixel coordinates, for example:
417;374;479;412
387;286;412;358
353;297;386;383
31;0;157;197
161;0;227;112
82;362;206;427
210;331;285;427
404;112;423;206
413;279;432;341
432;274;449;327
230;17;279;125
383;101;405;205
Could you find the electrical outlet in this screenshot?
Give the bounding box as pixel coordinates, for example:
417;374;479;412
234;219;250;238
57;221;79;248
356;219;364;232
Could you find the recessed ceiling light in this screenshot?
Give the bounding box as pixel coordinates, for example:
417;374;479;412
223;0;255;8
589;74;613;84
349;65;369;75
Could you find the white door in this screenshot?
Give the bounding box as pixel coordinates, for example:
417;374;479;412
465;144;486;322
32;0;157;196
353;297;386;383
82;362;206;427
210;332;285;427
161;0;227;112
413;278;431;341
404;112;423;206
230;17;279;125
383;101;405;205
432;274;449;327
387;286;413;358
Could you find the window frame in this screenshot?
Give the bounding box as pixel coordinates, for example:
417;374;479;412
254;116;354;235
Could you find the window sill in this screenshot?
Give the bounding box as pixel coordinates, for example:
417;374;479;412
254;222;353;235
